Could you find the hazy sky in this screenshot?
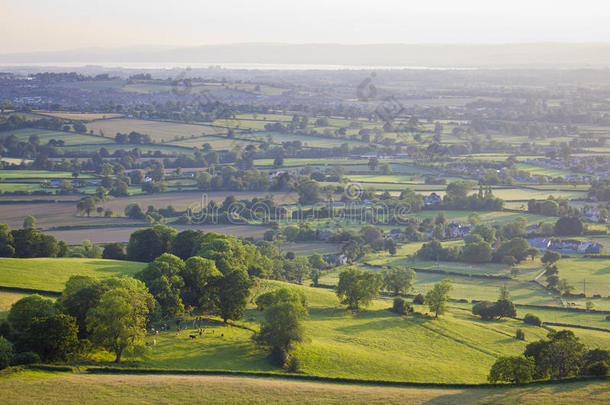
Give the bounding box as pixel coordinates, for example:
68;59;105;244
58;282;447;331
2;0;609;53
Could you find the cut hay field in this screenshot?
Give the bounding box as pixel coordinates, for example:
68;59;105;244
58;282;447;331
167;134;260;150
99;190;297;212
0;258;146;292
1;371;608;405
33;111;124;121
86;119;226;142
46;224;269;244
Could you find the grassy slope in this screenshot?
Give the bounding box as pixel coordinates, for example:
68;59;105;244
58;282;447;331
1;370;608;405
0;258;146;292
138;281;608;384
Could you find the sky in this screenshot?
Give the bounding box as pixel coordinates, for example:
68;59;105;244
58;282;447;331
2;0;609;53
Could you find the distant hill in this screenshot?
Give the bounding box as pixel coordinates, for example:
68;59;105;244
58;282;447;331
1;43;610;68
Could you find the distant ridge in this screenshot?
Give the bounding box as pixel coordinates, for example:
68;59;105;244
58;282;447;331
1;43;610;68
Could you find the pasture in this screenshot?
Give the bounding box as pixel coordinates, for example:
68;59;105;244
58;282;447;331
0;258;146;292
0;128;113;146
123;281;609;383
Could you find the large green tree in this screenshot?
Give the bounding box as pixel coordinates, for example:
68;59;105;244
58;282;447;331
135;253;185;318
336;268;382;310
425;279;452;318
254;288;308;365
126;225;177;262
383;266;415;296
215;269;253;323
8;295;59;337
488;356;535;384
86;278;155;363
180;256;221;310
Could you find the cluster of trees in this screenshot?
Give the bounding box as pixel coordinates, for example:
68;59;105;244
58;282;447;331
527;197;573;217
472;287;517;320
134;253;252;322
114;131;152;145
417;217;540;265
488;330;609;383
441;182;504;211
0;276;155;366
335;267;451;319
588;180;610;202
540;250;575;295
0;224;69;258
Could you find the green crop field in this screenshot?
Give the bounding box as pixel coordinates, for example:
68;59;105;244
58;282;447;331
1;371;608;405
0;128;114;146
0;170;94;179
0;258;146;292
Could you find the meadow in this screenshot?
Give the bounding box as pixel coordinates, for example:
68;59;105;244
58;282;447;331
91;280;608;383
0;258;146;292
0;128;114;146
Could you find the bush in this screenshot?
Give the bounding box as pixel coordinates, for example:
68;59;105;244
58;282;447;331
391;298;412;315
413;294;425;305
524;313;542;326
285;355;301;372
102;242;126;260
516;329;525;340
0;336;14;369
11;351;40;365
586;361;609;377
606;315;610;321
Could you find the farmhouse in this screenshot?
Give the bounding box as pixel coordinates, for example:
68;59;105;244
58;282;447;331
527;237;602;254
447;222;473;238
423;193;442;205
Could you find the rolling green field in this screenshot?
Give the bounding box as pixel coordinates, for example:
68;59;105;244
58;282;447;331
114;281;609;384
556;257;610;296
1;371;608;405
0;258;146;292
0;128;113;146
0;291;56;318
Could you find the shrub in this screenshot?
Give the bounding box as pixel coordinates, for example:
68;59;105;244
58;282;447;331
0;336;14;369
524;314;542;326
516;329;525;340
285;355;301;372
586;361;609;377
606;315;610;321
11;351;40;365
391;298;412;315
413;293;425;305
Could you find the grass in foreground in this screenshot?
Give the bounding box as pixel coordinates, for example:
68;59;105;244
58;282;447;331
0;370;608;405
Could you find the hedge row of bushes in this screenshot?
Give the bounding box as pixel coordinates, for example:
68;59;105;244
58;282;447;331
82;366;608;388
